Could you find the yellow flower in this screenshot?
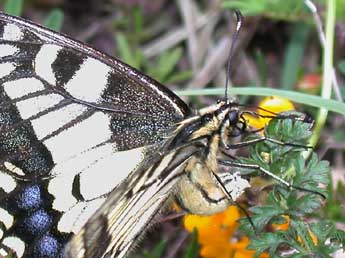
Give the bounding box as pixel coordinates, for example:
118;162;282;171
184;206;268;258
244;96;295;129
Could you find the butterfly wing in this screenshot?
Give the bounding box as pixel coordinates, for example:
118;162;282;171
65;143;200;258
0;12;190;258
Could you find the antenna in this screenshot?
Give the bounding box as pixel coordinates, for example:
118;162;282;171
224;10;243;102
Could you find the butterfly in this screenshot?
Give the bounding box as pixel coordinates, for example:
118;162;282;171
0;11;321;258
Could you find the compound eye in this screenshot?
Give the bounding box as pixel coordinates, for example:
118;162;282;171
228;110;239;126
202;113;213;123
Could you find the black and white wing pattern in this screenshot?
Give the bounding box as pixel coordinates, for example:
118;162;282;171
0;12;191;258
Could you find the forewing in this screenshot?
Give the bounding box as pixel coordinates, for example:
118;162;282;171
0;12;191;151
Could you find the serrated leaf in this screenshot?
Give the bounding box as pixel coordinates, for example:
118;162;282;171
332;229;345;249
247;232;286;257
287;194;321;214
249;203;284;230
310;221;335;244
292;220;315;251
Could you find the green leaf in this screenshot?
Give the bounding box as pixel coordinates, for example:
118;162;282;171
222;0;308;21
254;49;268;86
148;47;183;83
176;87;345;116
115;33;143;68
248;203;284;231
337;59;345;75
332;229;345;248
183;229;199;258
143;240;166;258
43;9;64;31
4;0;23;16
247;232;286;257
292;220;315;251
288;194;321;214
165;70;193;84
222;0;266;16
310;221;335;244
133;7;144;38
281;23;310;90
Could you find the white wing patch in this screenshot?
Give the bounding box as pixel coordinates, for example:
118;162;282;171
58;198;106;234
0;171;16;193
48;145;143;211
0;208;14;229
79;147;143;200
1;236;25;257
64;57;111;102
222;171;250;200
3;77;45;99
43;111;112;163
0;44;18;57
4;161;25;176
15;93;64;119
35;44;63;85
2;23;23;41
0;62;15;77
31;103;87;140
49;145;143;237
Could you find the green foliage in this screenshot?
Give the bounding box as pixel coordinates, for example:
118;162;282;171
253;50;268;86
331;228;345;249
146;47;184;83
43;9;64;32
142;240;166;258
222;0;307;20
324;180;345;222
115;32;192;84
280;23;310;90
177;87;345;116
222;0;345;21
237;115;338;257
337;59;345;76
4;0;22;16
115;32;143;68
183;229;199;258
131;230;199;258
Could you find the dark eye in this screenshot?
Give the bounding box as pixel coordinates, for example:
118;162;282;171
202;113;213;123
228;110;238;126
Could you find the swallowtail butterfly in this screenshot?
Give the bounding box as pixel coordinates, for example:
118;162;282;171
0;11;318;258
